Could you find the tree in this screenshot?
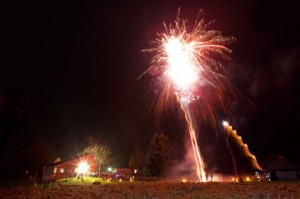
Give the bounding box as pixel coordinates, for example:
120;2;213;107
129;146;145;170
143;131;171;178
0;96;38;177
84;136;111;172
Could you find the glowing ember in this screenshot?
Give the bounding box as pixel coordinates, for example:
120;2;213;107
223;121;229;127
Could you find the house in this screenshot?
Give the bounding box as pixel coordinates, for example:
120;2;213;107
43;153;98;180
262;155;300;180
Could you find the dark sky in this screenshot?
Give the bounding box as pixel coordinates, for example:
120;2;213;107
2;0;300;167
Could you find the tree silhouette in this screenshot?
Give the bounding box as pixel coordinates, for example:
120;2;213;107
0;96;38;177
144;131;171;178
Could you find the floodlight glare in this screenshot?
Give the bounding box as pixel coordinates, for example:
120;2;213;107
76;161;90;174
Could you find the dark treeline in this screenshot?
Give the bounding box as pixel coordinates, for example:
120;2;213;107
0;95;56;179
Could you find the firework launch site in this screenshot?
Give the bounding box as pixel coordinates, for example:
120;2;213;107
2;0;300;198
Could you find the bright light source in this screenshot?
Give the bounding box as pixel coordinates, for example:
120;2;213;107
107;167;112;172
181;178;187;183
165;37;199;90
223;121;229;127
76;161;90;174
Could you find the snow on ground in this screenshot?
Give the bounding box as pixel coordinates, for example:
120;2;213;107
0;181;299;199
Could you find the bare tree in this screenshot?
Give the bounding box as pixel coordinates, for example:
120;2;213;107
84;136;112;172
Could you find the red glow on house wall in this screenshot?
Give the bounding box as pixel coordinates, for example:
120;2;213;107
44;153;98;179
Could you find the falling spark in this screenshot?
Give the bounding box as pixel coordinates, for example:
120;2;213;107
223;121;262;171
141;8;234;181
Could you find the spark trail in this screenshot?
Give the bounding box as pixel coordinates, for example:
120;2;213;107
223;121;262;171
177;94;206;181
141;9;234;181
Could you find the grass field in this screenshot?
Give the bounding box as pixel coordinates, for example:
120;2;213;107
56;176;115;186
0;177;299;198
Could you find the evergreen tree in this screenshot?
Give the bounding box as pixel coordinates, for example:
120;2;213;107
144;131;171;178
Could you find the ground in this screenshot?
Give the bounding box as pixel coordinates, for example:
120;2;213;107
0;177;299;198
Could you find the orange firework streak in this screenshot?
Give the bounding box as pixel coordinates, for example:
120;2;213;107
223;122;262;171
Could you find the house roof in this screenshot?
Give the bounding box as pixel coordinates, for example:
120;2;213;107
262;155;299;170
46;153;94;167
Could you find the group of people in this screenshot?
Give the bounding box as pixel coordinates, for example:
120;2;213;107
255;171;271;182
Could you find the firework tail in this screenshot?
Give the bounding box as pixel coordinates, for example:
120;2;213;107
177;94;206;181
224;124;262;171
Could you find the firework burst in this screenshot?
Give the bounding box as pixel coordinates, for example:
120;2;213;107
141;8;235;181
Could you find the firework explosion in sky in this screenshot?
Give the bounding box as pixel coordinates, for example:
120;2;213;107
141;9;238;181
1;0;300;182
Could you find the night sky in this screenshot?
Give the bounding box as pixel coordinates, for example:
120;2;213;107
2;0;300;168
